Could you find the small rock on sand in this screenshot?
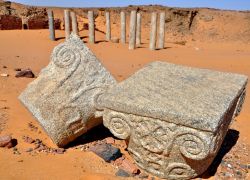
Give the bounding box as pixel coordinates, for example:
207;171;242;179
23;136;35;144
115;169;131;177
15;69;35;78
120;158;139;174
0;135;16;148
89;143;122;162
106;137;115;144
14;68;22;71
0;73;9;77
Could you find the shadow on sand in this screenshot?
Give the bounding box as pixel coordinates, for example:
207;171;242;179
65;121;114;148
201;129;239;178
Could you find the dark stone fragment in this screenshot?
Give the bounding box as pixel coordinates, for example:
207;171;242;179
14;68;22;71
55;148;65;154
115;169;131;177
15;69;35;78
89;143;122;162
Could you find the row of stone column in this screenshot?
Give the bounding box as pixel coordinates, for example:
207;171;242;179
48;9;79;41
106;11;165;50
48;9;166;50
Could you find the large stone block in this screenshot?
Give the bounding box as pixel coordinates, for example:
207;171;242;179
97;61;247;179
19;34;116;147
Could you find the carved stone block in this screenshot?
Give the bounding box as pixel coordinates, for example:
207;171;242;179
97;61;247;179
19;34;116;147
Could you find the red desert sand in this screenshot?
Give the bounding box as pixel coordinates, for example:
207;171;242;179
0;11;250;179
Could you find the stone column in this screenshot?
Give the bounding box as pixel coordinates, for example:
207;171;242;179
158;12;166;49
105;11;111;41
129;10;137;50
64;9;70;39
70;11;78;36
48;10;55;41
136;12;141;46
120;11;126;44
149;12;157;50
88;11;95;43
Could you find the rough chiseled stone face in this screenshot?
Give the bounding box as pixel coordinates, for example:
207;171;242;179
97;61;248;179
19;34;116;147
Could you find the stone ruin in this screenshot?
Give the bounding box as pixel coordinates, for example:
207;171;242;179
19;34;116;147
97;61;247;179
19;35;248;179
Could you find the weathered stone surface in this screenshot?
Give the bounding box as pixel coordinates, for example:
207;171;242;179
97;61;248;179
19;34;116;147
0;15;22;30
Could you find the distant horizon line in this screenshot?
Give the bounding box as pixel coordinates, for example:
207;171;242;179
10;1;250;12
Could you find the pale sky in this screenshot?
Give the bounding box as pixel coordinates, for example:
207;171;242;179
11;0;250;10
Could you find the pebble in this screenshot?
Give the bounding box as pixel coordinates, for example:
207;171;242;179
227;163;233;168
236;170;242;176
0;135;16;148
54;148;65;154
15;69;35;78
14;68;22;71
120;158;139;174
25;148;33;152
0;135;12;147
89;143;122;162
0;73;9;77
106;137;115;144
23;136;35;144
114;157;124;166
13;148;21;155
115;169;131;177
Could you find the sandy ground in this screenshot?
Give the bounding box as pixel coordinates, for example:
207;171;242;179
0;29;250;180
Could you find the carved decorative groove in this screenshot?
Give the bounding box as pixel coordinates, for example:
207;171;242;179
102;109;219;179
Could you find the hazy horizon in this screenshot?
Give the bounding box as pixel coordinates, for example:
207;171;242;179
10;0;250;11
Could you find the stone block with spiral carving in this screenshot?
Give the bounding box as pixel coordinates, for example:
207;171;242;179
19;34;116;147
96;61;247;179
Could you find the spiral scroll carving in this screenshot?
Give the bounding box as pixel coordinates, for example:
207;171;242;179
175;132;209;160
165;163;195;180
52;43;82;68
103;110;131;139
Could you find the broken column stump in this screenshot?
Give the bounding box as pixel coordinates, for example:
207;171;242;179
129;11;137;50
105;11;111;41
64;9;70;39
70;11;78;36
48;9;55;41
120;11;126;44
88;11;95;43
149;12;157;50
158;12;166;49
97;61;248;180
19;34;116;147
